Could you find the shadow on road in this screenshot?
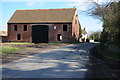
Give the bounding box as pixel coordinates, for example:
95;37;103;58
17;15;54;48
84;46;119;79
2;43;89;79
2;43;118;79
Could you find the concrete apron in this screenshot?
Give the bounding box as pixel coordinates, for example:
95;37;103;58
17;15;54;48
1;43;92;78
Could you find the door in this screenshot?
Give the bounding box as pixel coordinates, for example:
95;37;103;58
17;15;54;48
32;25;48;43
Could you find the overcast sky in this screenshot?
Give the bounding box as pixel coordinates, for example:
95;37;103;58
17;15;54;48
1;0;115;33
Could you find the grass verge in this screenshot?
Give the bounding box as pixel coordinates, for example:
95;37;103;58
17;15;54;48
0;46;20;57
3;42;33;44
48;42;77;45
95;44;120;61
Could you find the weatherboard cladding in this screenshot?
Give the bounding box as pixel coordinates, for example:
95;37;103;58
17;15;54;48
8;8;76;23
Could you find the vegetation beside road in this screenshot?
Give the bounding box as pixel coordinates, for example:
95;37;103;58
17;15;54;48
1;46;19;54
3;42;33;44
89;31;101;42
94;44;120;61
91;1;120;47
0;46;24;58
0;42;32;57
48;42;77;45
89;1;120;63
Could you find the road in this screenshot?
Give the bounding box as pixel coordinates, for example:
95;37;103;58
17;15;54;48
1;43;97;78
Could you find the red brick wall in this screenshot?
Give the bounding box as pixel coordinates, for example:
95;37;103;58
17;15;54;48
71;11;80;42
8;20;80;43
8;24;32;42
48;19;80;43
49;24;72;43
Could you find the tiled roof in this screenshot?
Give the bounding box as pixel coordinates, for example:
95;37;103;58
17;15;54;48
82;28;87;34
8;8;76;23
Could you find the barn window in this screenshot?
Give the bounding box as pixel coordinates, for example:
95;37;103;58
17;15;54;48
57;34;62;41
14;25;17;31
63;24;68;31
54;26;56;29
17;34;21;40
23;25;27;31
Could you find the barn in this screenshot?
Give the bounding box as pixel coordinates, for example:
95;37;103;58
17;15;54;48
0;31;7;43
7;8;81;43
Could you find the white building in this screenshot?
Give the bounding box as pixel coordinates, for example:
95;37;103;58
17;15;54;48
81;28;88;42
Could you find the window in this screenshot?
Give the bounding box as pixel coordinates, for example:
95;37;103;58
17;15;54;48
57;34;62;41
54;26;56;29
17;34;21;40
63;24;68;31
23;25;27;31
14;25;17;31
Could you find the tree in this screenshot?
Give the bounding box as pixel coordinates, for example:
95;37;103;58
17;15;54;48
89;1;120;46
89;31;101;41
90;35;95;40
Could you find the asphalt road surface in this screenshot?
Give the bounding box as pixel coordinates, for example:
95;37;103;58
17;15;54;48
1;43;117;79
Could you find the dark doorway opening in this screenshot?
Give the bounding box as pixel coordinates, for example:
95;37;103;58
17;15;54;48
32;25;49;43
57;34;62;41
17;34;21;40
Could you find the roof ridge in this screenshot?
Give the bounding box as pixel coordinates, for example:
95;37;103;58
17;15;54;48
16;8;76;11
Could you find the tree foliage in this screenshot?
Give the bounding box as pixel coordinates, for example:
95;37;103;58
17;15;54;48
91;1;120;47
89;31;101;41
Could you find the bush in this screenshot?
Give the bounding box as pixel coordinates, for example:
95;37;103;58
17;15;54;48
95;44;120;61
90;35;95;40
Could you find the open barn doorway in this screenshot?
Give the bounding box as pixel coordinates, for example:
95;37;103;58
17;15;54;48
32;25;49;43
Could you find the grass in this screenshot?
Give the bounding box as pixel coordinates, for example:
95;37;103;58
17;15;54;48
0;46;20;57
3;42;33;44
95;44;120;61
48;43;71;44
0;42;76;57
2;47;19;53
3;42;76;45
35;43;76;45
48;42;77;45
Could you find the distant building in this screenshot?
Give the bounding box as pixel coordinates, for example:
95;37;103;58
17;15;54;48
0;31;7;42
81;28;88;42
7;8;81;43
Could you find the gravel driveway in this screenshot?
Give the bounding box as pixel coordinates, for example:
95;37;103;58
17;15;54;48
1;43;97;78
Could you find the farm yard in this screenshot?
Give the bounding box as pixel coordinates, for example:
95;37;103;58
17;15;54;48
0;1;120;79
1;43;70;64
0;43;119;78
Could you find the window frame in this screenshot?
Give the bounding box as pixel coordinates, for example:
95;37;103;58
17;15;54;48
63;24;68;31
14;25;17;31
17;34;21;40
23;25;28;31
57;34;62;41
54;26;57;30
